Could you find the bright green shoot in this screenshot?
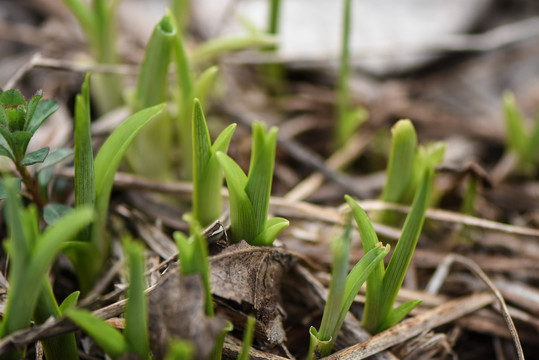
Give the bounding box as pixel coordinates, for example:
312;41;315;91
503;92;539;175
66;238;150;359
174;217;213;316
0;177;93;359
346;167;433;334
61;0;122;113
307;221;389;359
378;119;444;222
238;316;256;360
192;99;236;227
334;0;368;149
127;14;176;180
66;74;164;293
216;122;288;245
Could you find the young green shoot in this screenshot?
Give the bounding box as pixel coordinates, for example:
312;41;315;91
66;74;164;293
238;316;256;360
0;177;93;359
308;220;389;359
66;237;150;359
192;99;236;227
334;0;368;149
502;91;539;175
126;14;176;180
216;122;289;245
61;0;122;113
174;217;214;316
346;166;433;334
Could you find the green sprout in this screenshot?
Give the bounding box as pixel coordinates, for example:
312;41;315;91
0;89;72;214
334;0;368;149
238;315;256;360
502;92;539;175
65;74;164;293
346;167;433;334
307;220;390;359
66;238;150;359
378;119;444;223
61;0;122;114
0;178;93;360
192;99;236;227
216;122;289;245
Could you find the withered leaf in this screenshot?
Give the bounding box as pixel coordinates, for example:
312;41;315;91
148;269;227;360
210;241;295;345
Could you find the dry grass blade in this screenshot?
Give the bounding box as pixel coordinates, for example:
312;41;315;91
326;292;494;360
425;254;525;360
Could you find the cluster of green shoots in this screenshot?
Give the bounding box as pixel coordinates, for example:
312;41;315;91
502;92;539;175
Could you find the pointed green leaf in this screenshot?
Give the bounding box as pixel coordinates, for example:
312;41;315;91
59;291;80;313
25;90;43;131
66;308;127;358
216;151;256;243
20;146;49;166
237;316;256;360
43;203;73;225
192;66;219;107
380;168;432;332
169;8;192;99
26;99;59;134
380;299;422;331
37;148;73;171
212;123;237;154
245;123;278;234
74;74;95;209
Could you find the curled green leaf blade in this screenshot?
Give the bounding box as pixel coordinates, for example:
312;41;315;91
380;299;422;331
59;291;80;313
253;217;289;246
66;308;127;358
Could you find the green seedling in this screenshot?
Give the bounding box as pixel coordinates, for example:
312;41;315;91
346;167;433;334
378;119;444;223
238;315;256;360
0;178;93;359
65;74;164;293
216;122;289;245
61;0;122;113
334;0;368;149
170;0;190;33
0;89;73;214
66;238;150;359
307;220;390;359
165;339;195;360
503;92;539;175
126;14;176;180
192;99;236;227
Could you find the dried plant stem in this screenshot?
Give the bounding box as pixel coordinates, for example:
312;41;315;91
425;254;524;360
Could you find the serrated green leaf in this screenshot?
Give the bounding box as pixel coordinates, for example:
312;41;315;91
66;308;127;358
59;291;80;313
0;105;8;127
380;299;422;331
7;106;26;132
26;99;59;134
43;202;73;225
0;89;27;108
20;147;49;166
124;239;149;358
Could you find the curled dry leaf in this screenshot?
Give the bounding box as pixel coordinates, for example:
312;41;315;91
210;241;295;345
148;270;227;360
